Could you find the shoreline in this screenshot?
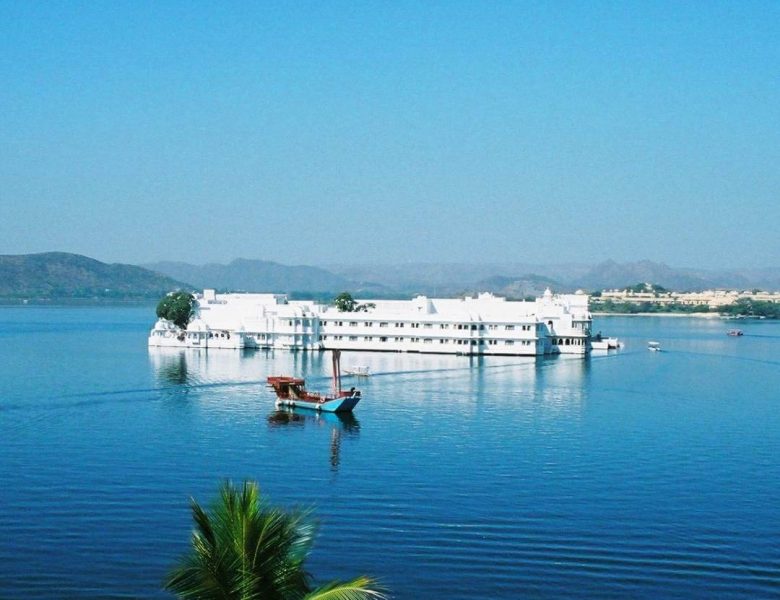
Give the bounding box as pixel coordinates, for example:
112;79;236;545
593;311;724;318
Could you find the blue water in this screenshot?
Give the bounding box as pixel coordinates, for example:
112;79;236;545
1;307;779;599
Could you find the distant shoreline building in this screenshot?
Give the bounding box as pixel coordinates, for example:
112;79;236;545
598;286;780;309
149;289;593;356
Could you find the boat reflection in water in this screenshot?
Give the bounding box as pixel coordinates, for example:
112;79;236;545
267;408;360;471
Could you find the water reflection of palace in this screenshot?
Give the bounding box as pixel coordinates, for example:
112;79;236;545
148;347;590;420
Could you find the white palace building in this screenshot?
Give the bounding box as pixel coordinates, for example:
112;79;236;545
149;288;593;356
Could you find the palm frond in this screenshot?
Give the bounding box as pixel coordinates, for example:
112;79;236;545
165;481;387;600
303;576;387;600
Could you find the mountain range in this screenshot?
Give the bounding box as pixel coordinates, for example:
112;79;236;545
0;252;187;301
2;252;779;302
142;259;388;296
147;258;780;296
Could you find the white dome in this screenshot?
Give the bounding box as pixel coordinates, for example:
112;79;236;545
154;318;174;331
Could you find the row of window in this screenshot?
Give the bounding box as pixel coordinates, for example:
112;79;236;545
319;321;536;330
317;335;534;346
286;319;313;327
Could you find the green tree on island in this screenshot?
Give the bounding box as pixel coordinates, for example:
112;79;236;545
333;292;375;313
156;291;195;329
165;481;386;600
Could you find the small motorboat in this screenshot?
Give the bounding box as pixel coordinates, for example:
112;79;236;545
267;350;361;413
726;329;744;337
591;333;621;350
648;341;662;352
343;365;371;377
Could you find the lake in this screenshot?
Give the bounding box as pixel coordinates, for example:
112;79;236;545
1;307;779;598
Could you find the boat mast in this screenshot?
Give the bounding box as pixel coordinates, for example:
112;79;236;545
332;349;341;394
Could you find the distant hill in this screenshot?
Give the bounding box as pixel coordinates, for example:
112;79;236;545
146;258;780;296
144;258;388;295
325;262;589;296
572;260;751;292
471;274;564;299
0;252;188;300
5;253;777;303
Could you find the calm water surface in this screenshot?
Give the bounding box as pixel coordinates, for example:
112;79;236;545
1;307;779;598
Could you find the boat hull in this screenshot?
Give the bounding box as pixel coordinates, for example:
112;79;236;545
275;394;361;413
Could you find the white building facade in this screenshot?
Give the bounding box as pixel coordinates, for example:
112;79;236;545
149;288;592;356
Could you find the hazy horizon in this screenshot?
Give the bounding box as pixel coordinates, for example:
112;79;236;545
3;250;780;273
2;3;778;269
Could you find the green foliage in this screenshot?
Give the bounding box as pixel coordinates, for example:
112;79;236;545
334;292;357;312
156;291;195;329
625;283;668;294
334;293;375;313
165;480;386;600
592;299;710;314
720;298;780;319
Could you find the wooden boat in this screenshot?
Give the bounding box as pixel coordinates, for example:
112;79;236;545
726;329;744;337
267;350;361;413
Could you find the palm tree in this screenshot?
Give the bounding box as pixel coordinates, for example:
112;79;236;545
165;481;386;600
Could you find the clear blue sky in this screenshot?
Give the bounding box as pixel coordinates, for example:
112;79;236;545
1;1;778;268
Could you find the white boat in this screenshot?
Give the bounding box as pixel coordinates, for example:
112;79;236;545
591;334;621;350
267;350;361;413
343;365;371;377
648;341;661;352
